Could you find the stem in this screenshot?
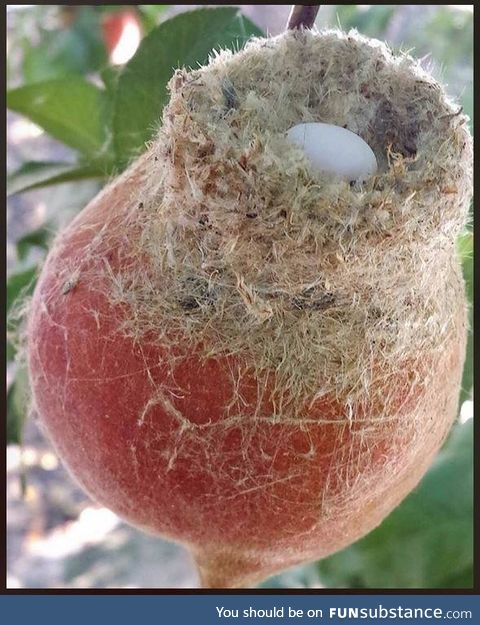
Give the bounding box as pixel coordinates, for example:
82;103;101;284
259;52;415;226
287;5;320;31
194;549;274;589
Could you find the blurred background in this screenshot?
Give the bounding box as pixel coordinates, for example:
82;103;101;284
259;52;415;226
6;4;473;589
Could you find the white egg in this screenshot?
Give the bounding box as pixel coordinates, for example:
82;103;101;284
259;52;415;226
286;122;378;182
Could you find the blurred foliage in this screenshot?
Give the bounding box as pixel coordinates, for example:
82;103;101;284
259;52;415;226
6;265;38;362
332;4;473;128
16;223;54;262
7;367;30;446
6;4;474;590
137;5;170;33
335;5;396;38
458;233;473;406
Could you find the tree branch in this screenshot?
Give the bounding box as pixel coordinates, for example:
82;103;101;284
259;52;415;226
286;5;320;31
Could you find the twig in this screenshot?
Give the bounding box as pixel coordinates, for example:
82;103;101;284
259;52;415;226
286;5;320;30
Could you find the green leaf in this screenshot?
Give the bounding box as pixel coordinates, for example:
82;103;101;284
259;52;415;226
137;5;170;33
16;224;53;262
458;232;473;302
7;161;107;197
7;267;38;314
7;342;15;363
7;266;38;362
7;78;111;157
318;420;473;588
458;232;473;404
113;7;263;166
100;65;122;96
7;368;30;445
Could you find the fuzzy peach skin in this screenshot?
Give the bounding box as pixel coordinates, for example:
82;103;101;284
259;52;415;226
27;155;466;588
